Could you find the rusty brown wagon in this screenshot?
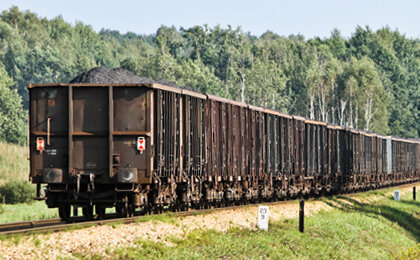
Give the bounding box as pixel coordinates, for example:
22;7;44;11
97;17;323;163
28;82;420;220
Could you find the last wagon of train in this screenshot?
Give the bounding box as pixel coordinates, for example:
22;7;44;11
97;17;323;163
28;68;420;220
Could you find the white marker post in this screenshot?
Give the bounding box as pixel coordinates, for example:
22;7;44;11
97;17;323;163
258;206;269;231
394;190;400;201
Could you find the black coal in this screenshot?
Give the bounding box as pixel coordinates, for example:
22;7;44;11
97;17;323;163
70;67;183;89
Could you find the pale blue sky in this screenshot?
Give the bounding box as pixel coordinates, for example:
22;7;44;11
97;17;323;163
1;0;419;38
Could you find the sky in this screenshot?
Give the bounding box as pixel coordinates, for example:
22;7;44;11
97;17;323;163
0;0;419;39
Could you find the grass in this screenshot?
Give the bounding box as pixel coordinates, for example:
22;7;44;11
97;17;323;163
102;188;419;260
0;200;58;223
0;141;29;185
136;212;177;225
0;142;56;223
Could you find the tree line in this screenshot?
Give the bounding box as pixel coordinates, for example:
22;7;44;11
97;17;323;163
0;6;419;145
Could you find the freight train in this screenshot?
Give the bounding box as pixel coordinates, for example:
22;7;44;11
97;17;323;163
28;82;420;220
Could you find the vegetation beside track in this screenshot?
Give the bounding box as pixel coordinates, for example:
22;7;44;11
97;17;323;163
106;188;420;260
0;201;57;223
0;184;418;259
0;141;28;185
0;142;51;222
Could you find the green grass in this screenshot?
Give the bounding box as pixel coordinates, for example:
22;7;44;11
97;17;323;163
102;189;420;260
0;142;116;224
0;200;57;223
0;142;56;223
135;212;178;224
351;188;389;198
0;142;29;185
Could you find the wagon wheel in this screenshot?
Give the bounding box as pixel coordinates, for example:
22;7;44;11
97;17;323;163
172;201;180;212
204;201;210;209
193;202;201;210
96;206;106;219
145;205;153;215
117;195;130;217
153;205;163;214
181;203;189;212
58;203;71;221
116;205;127;217
128;205;135;217
82;205;94;220
169;203;176;212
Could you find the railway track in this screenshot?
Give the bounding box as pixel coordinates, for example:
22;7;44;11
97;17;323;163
0;218;63;234
0;207;237;236
0;182;418;237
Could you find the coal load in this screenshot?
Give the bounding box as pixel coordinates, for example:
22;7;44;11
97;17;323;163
70;67;187;89
70;67;154;84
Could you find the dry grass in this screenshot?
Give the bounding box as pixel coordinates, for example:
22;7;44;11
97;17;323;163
0;142;29;185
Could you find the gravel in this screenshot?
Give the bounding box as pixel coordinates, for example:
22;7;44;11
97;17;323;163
0;200;331;259
0;187;411;259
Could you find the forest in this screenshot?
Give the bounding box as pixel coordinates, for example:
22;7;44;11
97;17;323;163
0;6;418;145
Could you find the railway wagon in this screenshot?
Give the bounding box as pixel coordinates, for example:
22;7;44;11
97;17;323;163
28;82;420;220
29;82;226;219
29;83;170;218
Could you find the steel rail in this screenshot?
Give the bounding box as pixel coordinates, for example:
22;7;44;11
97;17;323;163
0;218;62;233
0;181;418;236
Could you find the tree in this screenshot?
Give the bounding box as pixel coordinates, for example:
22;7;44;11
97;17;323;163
246;50;288;111
341;57;389;133
0;65;26;144
0;7;418;138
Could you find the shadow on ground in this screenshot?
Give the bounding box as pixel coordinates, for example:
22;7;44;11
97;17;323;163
322;195;420;242
400;199;420;207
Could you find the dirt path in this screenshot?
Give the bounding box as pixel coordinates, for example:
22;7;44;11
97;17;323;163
0;186;415;259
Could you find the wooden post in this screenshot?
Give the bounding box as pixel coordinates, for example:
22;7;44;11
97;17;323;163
414;187;416;201
299;199;304;233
